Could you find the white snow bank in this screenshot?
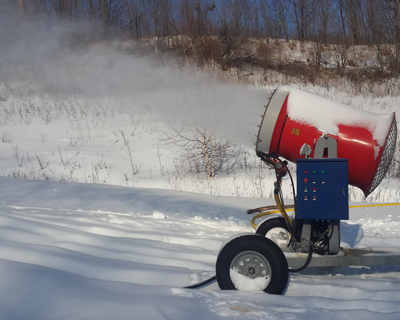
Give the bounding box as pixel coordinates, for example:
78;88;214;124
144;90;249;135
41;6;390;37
153;210;166;219
281;86;394;148
230;269;270;292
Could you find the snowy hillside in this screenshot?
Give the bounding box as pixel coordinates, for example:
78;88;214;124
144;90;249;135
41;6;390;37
0;8;399;201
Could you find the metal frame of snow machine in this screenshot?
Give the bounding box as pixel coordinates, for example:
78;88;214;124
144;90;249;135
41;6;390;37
215;87;400;295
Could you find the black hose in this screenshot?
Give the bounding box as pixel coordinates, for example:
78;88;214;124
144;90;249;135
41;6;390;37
288;246;313;273
289;221;314;273
185;276;217;289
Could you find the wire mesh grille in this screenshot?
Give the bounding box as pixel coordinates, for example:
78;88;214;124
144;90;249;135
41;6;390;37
368;118;398;195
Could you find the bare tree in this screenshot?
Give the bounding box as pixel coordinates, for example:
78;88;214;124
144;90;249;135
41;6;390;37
289;0;319;41
120;0;143;41
140;0;172;41
258;0;276;38
160;123;238;179
333;43;348;76
365;0;387;70
177;0;197;38
217;0;255;69
315;0;332;45
384;0;400;74
261;0;290;41
333;0;348;44
346;0;369;44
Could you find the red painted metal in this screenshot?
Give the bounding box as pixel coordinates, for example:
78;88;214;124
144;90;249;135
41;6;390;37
260;89;396;197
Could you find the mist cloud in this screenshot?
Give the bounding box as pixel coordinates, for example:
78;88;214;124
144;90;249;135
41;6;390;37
0;4;268;147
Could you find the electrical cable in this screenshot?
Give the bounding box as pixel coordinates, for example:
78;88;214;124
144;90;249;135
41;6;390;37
268;154;293;231
184;275;217;289
288;244;313;273
327;222;334;241
286;165;300;244
288;223;314;273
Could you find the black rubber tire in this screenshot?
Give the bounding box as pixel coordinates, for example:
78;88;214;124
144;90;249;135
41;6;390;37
256;217;290;237
216;234;289;295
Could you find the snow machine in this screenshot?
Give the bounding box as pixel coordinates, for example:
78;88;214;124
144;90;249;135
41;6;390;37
215;86;399;295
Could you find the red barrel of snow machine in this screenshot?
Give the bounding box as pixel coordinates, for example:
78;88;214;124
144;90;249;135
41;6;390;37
256;86;397;197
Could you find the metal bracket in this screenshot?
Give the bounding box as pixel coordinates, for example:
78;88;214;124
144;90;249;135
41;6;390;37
299;143;312;159
300;220;312;252
314;135;337;159
285;247;400;268
328;220;340;254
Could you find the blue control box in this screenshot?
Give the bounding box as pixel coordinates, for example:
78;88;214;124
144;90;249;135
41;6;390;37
297;158;349;220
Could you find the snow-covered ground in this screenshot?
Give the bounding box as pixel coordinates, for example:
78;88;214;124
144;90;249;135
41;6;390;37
0;177;400;320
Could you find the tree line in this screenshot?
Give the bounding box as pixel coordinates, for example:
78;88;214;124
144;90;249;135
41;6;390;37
13;0;400;45
12;0;400;80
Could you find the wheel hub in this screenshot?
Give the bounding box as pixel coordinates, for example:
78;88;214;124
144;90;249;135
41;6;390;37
230;251;272;280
